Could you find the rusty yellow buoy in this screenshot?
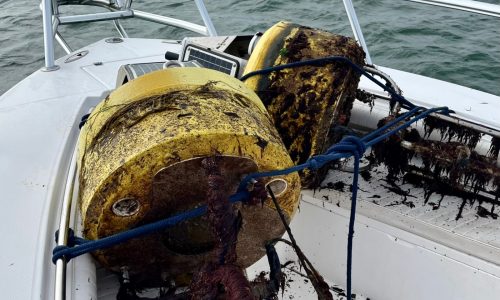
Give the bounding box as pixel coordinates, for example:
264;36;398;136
244;21;365;186
77;68;300;281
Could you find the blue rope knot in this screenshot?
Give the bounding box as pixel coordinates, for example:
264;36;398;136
52;245;70;263
55;228;89;247
304;135;367;171
53;229;89;263
308;158;320;170
341;136;366;157
327;135;367;161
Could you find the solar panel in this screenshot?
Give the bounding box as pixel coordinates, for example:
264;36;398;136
184;46;239;76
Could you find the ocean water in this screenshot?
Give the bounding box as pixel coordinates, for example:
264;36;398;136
0;0;499;95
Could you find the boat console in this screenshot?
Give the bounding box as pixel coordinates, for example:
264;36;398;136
116;34;261;87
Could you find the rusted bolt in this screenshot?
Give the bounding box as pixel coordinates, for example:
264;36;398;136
112;198;140;217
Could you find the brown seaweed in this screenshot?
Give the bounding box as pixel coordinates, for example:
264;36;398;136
488;136;500;159
423;115;482;149
372;112;500;216
370;116;420;181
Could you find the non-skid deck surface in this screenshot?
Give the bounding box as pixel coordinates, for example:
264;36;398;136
316;160;500;259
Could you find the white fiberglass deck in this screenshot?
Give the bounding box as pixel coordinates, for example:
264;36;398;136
315;162;500;267
2;37;500;299
93;188;500;299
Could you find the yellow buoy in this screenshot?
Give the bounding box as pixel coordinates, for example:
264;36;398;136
78;68;300;280
244;21;365;186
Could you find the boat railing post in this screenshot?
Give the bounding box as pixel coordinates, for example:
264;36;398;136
55;32;73;54
51;0;59;15
41;0;219;70
52;16;59;38
194;0;218;36
42;0;59;71
96;1;130;38
113;19;129;38
125;0;133;9
406;0;500;18
341;0;373;65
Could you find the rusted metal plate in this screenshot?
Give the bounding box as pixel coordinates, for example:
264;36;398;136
150;156;258;255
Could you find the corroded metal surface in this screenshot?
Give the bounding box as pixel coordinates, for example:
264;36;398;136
244;21;365;186
150;156;257;256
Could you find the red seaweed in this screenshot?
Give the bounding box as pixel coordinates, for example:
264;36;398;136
189;157;255;300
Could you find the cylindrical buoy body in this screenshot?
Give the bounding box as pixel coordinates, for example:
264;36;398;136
244;21;365;186
77;68;300;281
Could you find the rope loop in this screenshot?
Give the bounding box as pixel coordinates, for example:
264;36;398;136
341;136;366;157
52;245;71;263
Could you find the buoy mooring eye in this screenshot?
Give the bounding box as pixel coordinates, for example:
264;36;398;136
112;198;141;217
266;178;288;197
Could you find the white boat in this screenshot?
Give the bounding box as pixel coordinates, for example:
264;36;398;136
1;1;500;299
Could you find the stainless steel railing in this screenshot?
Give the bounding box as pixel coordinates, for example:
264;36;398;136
54;146;78;300
341;0;499;67
406;0;500;18
42;0;59;71
342;0;373;65
41;0;217;70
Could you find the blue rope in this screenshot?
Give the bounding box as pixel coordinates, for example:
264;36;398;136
233;106;449;300
237;106;449;191
54;107;448;298
346;140;361;300
53;56;451;299
240;56;416;110
52;192;249;263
